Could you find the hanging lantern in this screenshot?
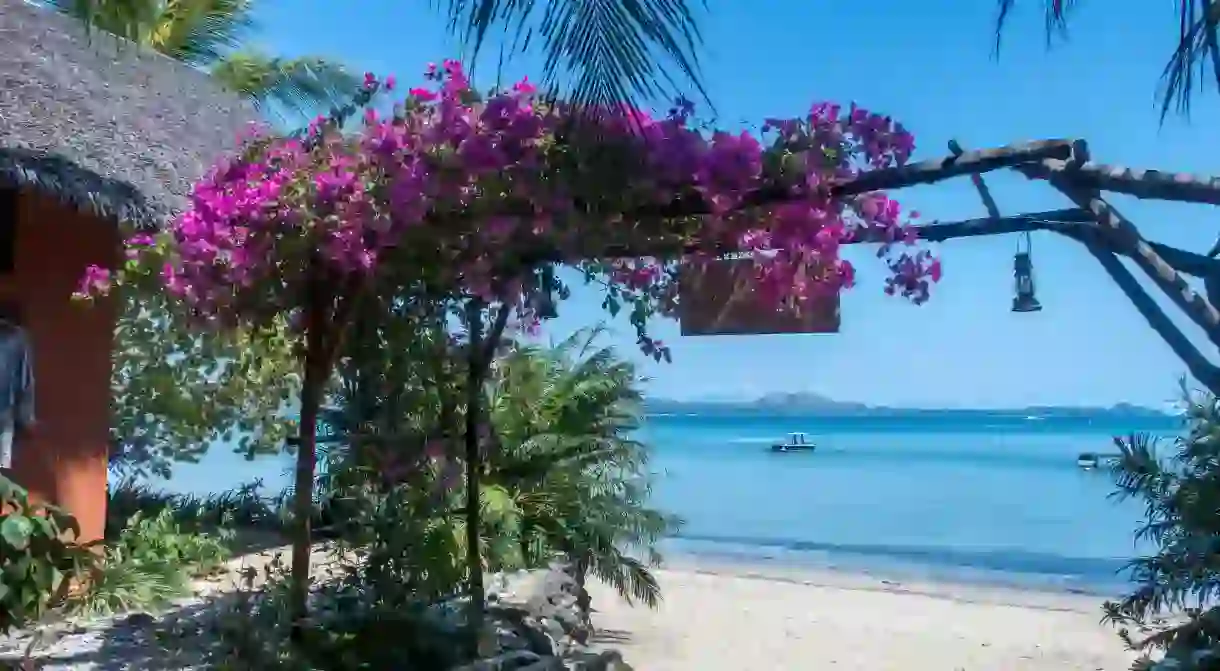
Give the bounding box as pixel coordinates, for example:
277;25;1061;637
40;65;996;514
1012;232;1043;313
530;265;558;319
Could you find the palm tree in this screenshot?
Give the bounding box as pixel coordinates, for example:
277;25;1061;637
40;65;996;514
48;0;358;118
993;0;1220;118
1105;384;1220;670
485;325;681;610
62;0;707;115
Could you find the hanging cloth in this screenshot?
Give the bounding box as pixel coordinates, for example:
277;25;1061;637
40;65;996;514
0;320;34;470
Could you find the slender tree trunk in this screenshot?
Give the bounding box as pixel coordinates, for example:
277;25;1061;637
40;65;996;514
463;299;486;657
289;281;331;641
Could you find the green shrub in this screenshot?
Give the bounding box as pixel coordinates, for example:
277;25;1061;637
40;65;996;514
0;474;96;634
68;508;235;617
114;508;234;575
200;553;465;670
107;478;280;539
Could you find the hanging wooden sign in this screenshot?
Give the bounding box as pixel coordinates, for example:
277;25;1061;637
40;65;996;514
678;257;840;336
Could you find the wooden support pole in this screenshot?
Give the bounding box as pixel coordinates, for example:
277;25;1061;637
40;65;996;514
1086;244;1220;395
947;140;1004;219
1017;151;1220;349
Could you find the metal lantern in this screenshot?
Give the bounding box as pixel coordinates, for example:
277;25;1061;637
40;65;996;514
1012;232;1043;313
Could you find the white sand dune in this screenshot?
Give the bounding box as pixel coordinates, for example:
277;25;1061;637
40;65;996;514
587;563;1139;670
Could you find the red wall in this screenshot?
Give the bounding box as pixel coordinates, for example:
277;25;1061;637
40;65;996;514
8;191;115;543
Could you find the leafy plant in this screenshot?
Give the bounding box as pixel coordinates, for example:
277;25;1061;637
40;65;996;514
0;474;95;635
108;288;300;480
66;547;187;618
1105;384;1220;670
68;508;234;617
485;325;681;608
106;477;281;539
200;548;466;669
112;508;234;575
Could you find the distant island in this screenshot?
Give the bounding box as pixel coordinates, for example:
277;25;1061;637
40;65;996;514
643;391;1176;420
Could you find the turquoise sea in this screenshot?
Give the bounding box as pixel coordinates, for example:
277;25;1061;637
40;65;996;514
156;411;1180;596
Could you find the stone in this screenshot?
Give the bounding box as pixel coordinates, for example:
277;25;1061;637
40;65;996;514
456;649;545;670
563;649;634;671
120;612;157;628
518;656;567;670
464;562;631;671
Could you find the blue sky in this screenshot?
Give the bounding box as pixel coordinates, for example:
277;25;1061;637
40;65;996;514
252;0;1220;408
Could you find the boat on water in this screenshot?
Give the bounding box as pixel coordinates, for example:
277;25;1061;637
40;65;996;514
1077;452;1120;470
771;432;816;453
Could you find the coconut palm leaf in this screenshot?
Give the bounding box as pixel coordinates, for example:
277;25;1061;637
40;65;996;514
209;53;361;116
441;0;707;113
47;0;252;65
48;0;167;47
994;0;1220;118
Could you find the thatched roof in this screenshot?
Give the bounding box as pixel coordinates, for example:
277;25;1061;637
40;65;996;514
0;0;261;227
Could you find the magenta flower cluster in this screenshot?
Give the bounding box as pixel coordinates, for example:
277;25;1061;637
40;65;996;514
77;60;940;331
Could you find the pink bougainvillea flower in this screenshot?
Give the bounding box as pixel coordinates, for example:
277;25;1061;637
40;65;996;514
83;60;940;355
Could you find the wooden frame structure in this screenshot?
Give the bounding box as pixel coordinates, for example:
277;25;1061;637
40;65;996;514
521;137;1220;393
831;138;1220;394
511;137;1220;392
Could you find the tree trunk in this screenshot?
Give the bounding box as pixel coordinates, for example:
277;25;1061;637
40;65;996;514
463;299;486;658
289;294;330;640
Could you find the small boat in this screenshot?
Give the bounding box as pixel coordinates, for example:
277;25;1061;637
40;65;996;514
1076;452;1120;470
771;432;816;453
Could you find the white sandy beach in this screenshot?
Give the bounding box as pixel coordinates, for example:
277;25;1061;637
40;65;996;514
586;562;1139;670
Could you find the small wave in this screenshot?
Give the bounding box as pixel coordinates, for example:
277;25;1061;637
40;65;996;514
665;532;1132;592
726;436;781;444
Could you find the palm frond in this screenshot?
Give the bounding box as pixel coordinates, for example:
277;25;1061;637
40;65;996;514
441;0;708;114
47;0;253;66
146;0;254;67
209;52;361;117
47;0;164;45
993;0;1220;119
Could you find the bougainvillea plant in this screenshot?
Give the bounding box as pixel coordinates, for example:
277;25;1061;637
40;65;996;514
76;59;941;639
78;60;938;347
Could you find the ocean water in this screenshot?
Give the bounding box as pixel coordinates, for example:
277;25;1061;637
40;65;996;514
640;413;1176;596
153;412;1179;596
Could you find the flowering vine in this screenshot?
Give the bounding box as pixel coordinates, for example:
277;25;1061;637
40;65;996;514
78;59;940;354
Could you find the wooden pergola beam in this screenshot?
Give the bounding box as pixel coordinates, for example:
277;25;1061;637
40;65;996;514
530;207;1220;281
1087;244;1220;391
831;140;1076;197
1022;159;1220;206
623;140;1078;219
1014;151;1220;348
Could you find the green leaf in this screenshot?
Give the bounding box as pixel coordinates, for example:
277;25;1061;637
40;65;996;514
1;515;34;550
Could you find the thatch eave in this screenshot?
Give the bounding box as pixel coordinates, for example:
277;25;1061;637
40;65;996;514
0;147;160;230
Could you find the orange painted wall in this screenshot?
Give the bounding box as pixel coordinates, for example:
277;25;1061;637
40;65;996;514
7;191;115;543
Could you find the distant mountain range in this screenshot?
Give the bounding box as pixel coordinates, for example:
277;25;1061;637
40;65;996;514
643;391;1175;419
